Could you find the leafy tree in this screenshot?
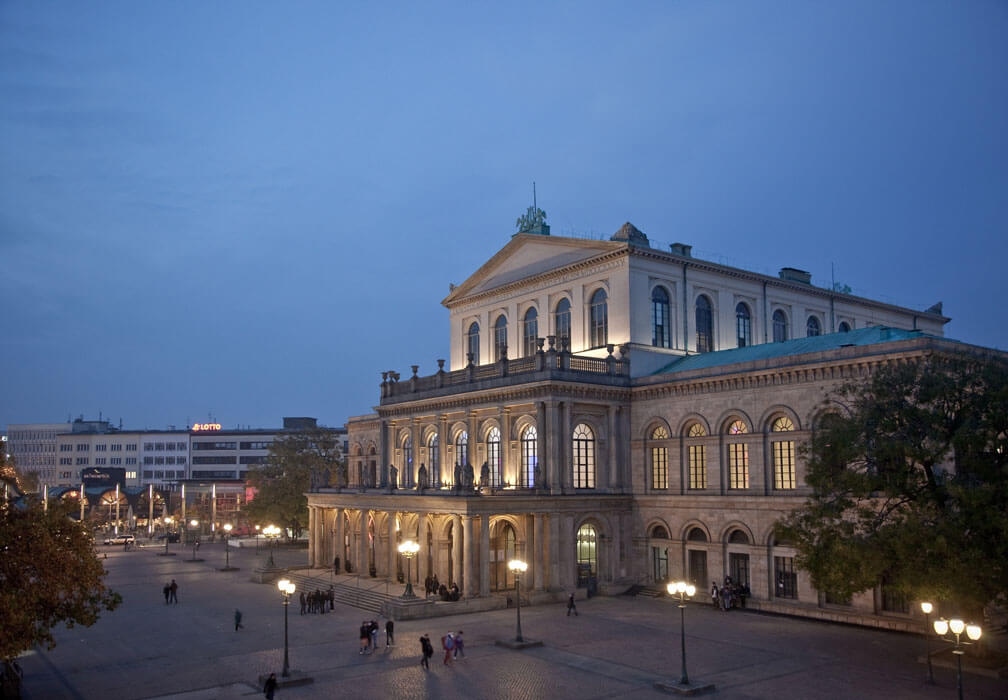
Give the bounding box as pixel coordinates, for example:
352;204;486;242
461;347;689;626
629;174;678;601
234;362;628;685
0;499;122;663
776;351;1008;620
245;427;345;539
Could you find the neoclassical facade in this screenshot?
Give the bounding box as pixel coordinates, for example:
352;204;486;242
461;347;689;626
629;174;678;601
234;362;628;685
308;223;962;625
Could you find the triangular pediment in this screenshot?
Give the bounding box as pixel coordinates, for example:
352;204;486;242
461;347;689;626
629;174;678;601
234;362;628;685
442;234;624;306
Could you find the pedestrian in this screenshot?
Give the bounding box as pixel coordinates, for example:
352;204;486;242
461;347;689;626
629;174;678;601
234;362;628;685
424;574;433;597
453;630;464;658
567;592;578;616
169;579;178;604
386;618;394;647
370;619;379;651
234;609;244;631
442;632;454;665
360;621;370;654
299;590;306;615
334;555;340;575
711;582;719;608
420;633;433;670
163;582;170;605
263;672;277;700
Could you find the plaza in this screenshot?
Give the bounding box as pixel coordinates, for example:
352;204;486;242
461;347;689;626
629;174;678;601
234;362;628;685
14;540;1007;699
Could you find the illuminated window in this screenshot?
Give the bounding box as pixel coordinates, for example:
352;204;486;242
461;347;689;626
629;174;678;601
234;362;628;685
589;290;608;348
736;302;751;347
727;420;749;489
554;298;571;349
402;436;412;480
773;310;788;342
771;416;796;489
522;307;538;357
572;423;596;489
576;524;597;583
467;322;480;364
649;425;669;489
520;426;537;488
652;286;670;348
686;423;707;489
696;295;713;352
486;427;501;488
427;434;439;486
455;431;468;470
494;314;508;361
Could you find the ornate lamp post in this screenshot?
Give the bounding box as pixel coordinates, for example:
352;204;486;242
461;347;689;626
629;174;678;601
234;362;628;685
189;519;200;560
277;578;296;677
397;539;420;599
163;516;173;555
221;523;235;571
255;524;261;553
933;617;982;700
508;559;528;642
921;601;935;684
263;525;280;568
666;580;697;687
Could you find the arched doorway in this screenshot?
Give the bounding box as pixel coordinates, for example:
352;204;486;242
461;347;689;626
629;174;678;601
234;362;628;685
727;529;751;588
686;527;708;589
650;525;670;583
576;523;598;589
491;521;517;591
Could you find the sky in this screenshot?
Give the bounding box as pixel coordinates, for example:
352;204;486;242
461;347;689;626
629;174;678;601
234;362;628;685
2;1;1007;432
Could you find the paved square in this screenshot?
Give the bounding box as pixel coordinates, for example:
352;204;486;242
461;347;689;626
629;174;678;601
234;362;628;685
15;540;1007;699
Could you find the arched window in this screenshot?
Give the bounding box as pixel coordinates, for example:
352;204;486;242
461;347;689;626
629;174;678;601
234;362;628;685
467;322;480;364
572;423;596;489
522;307;538;357
838;321;851;333
727;420;749;489
696;295;713;353
589;289;608;348
686;423;707;489
652;286;670;348
486;427;501;488
771;416;796;489
576;523;597;584
520;425;537;488
806;316;821;337
554;298;571;349
773;310;788;342
455;431;468;471
427;434;440;487
736;302;751;348
402;436;412;485
491;522;517;590
494;314;508;361
649;424;669;489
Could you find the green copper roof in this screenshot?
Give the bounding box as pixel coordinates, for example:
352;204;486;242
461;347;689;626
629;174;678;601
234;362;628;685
652;326;945;375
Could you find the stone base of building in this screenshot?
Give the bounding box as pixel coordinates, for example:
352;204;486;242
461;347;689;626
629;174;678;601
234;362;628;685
494;638;544;650
250;566;286;584
653;680;716;696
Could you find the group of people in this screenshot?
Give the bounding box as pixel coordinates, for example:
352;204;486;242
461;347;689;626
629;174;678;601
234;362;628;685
417;630;464;669
299;587;334;615
423;574;461;601
711;576;750;611
161;579;179;604
358;618;394;654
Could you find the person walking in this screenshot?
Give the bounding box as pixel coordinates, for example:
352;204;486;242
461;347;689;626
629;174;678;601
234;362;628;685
263;672;277;700
385;618;394;647
453;630;464;658
442;632;454;665
567;592;578;616
328;586;335;611
234;609;243;631
359;621;370;654
169;579;178;604
299;591;306;615
370;620;379;651
163;582;170;605
419;634;433;670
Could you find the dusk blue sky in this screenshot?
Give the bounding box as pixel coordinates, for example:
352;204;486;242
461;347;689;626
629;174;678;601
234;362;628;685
3;1;1006;432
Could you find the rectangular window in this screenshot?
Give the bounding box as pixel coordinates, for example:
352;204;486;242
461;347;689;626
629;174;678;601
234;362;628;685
773;440;796;489
125;471;137;480
240;441;272;450
94;457;106;465
60;457;72;465
60;444;72;452
154;457;165;465
144;443;154;451
193;441;237;451
774;556;797;599
165;442;175;451
110;458;121;465
191;456;239;465
77;444;88;451
127;444;137;451
176;442;187;450
143;471;154;479
75;457;87;465
95;444;106;451
239;455;267;465
177;457;186;465
144;457;154;465
110;444;122;451
688;445;706;489
728;443;749;489
126;457;137;465
154;471;164;478
651;446;668;489
166;456;175;464
881;581;909;614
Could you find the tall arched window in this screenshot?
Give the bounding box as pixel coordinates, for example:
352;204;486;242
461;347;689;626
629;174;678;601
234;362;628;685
486;427;501;488
467;322;480;364
736;302;752;348
649;424;669;489
455;431;468;471
520;425;537;488
806;316;821;337
554;298;571;349
494;314;508;361
572;423;596;489
771;416;796;489
838;321;851;333
652;286;670;348
522;307;538;357
427;434;440;487
727;420;749;489
589;289;608;348
773;310;788;342
696;295;713;353
686;423;707;489
576;523;598;585
491;522;517;590
402;436;412;485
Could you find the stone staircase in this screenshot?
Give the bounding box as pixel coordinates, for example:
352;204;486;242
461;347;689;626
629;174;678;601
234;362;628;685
280;570;393;614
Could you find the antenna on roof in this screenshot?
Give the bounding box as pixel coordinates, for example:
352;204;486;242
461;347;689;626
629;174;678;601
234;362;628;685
533;180;537;213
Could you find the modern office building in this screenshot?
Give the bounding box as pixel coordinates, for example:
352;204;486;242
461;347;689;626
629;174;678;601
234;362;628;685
6;422;72;487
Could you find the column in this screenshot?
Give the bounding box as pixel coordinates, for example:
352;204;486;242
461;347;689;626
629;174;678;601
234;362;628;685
608;405;619;491
479;514;490;597
452;515;463;587
548;514;560;590
562;401;573;493
417;512;429;584
387;510;398;580
536;401;548;490
562;514;576;589
380;420;389;487
334;507;345;572
308;507;317;567
463;515;475;598
533;513;545;591
358;509;369;576
410;419;420;488
438;415;449;487
548;401;563;492
467;410;478;469
500;408;512;486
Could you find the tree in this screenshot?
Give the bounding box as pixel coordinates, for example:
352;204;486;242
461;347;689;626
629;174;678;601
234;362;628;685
245;427;345;539
0;500;122;663
776;351;1008;619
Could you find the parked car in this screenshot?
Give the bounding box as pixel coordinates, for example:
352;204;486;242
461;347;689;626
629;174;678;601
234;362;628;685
104;534;136;546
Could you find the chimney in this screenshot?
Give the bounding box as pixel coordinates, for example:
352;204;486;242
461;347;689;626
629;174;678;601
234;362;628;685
779;267;812;284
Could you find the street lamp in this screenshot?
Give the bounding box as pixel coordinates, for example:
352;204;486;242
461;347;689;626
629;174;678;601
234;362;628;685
221;523;235;571
255;524;261;553
933;617;982;700
263;525;280;568
508;559;528;642
277;578;296;678
163;516;173;556
921;601;935;684
666;580;697;687
190;519;200;560
397;539;420;599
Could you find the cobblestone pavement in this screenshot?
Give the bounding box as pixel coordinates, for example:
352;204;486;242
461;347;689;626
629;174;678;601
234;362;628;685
16;539;1008;699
